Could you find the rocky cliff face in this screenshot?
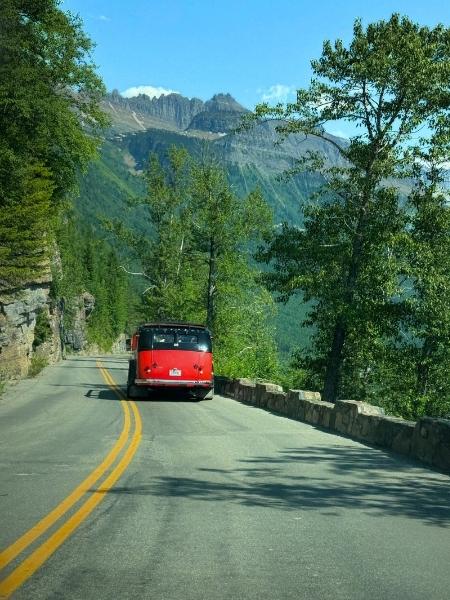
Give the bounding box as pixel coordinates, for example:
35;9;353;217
204;93;247;113
0;261;99;381
106;90;204;131
0;273;61;380
0;281;103;385
105;90;345;174
104;90;251;134
215;121;346;171
144;93;204;129
62;292;95;352
187;93;249;133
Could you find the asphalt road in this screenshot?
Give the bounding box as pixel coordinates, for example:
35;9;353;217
1;356;449;600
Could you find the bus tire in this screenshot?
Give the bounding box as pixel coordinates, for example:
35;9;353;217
196;387;214;401
127;384;135;399
127;359;136;380
127;360;137;398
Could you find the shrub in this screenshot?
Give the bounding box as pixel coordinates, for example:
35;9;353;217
28;355;48;377
33;308;52;350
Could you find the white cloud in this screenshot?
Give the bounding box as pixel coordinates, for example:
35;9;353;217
121;85;180;99
259;84;296;103
98;15;110;21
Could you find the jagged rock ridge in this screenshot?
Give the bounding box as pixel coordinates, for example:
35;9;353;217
104;90;248;135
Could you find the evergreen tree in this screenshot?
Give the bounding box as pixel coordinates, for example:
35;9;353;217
379;138;450;418
0;164;54;285
141;147;200;321
0;0;107;287
111;146;279;378
106;250;128;341
51;214;87;328
252;15;450;402
55;217;129;351
190;160;278;377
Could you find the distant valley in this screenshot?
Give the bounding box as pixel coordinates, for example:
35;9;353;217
92;89;345;225
75;89;346;356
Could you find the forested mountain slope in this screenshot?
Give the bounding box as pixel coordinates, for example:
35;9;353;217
74;90;346;356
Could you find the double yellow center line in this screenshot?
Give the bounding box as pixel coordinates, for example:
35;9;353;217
0;361;142;598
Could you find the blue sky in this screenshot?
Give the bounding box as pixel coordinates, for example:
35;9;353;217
63;0;449;137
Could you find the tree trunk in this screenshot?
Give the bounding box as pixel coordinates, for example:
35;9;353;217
322;201;369;402
416;337;433;397
323;316;346;402
206;237;216;331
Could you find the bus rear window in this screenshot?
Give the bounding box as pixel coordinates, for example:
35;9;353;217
178;335;198;345
153;333;175;345
138;328;211;352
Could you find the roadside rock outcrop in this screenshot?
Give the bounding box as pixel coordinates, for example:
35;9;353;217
0;273;61;379
63;291;95;352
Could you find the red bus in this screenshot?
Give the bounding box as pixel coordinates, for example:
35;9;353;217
127;322;214;400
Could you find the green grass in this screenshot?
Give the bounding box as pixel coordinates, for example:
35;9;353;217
28;355;48;377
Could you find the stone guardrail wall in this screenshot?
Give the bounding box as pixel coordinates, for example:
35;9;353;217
214;376;450;474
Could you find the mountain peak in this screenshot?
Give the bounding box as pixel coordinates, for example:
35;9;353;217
104;90;204;131
103;89;249;135
205;93;247;113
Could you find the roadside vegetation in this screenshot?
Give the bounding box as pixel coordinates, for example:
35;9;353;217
0;0;108;287
250;14;450;419
28;355;49;378
108;146;280;379
0;1;127;353
54;217;131;351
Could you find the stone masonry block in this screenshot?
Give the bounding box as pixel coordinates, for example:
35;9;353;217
303;399;324;425
334;400;384;436
285;390;302;419
413;418;450;472
244;384;257;405
319;403;335;429
334;400;359;434
214;375;229;395
256;383;283;409
266;391;287;414
351;413;382;444
224;379;236;398
298;390;322;401
236;380;256;404
297;398;308;422
373;416;415;456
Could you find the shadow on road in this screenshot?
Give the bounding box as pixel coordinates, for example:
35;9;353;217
86;388;120;401
99;444;450;527
77;384;201;402
146;389;202;402
48;382;124;401
64;356;128;362
56;366;127;371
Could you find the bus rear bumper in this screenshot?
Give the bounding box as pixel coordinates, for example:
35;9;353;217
134;378;213;388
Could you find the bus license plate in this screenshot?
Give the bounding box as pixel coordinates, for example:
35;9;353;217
169;369;182;377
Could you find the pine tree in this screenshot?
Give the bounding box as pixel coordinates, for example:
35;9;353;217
142;147;201;321
0;164;54;285
110;146;279;379
379;138;450;418
252;15;450;402
0;0;107;288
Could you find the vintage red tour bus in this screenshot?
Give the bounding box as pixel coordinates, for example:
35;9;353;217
127;322;214;400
